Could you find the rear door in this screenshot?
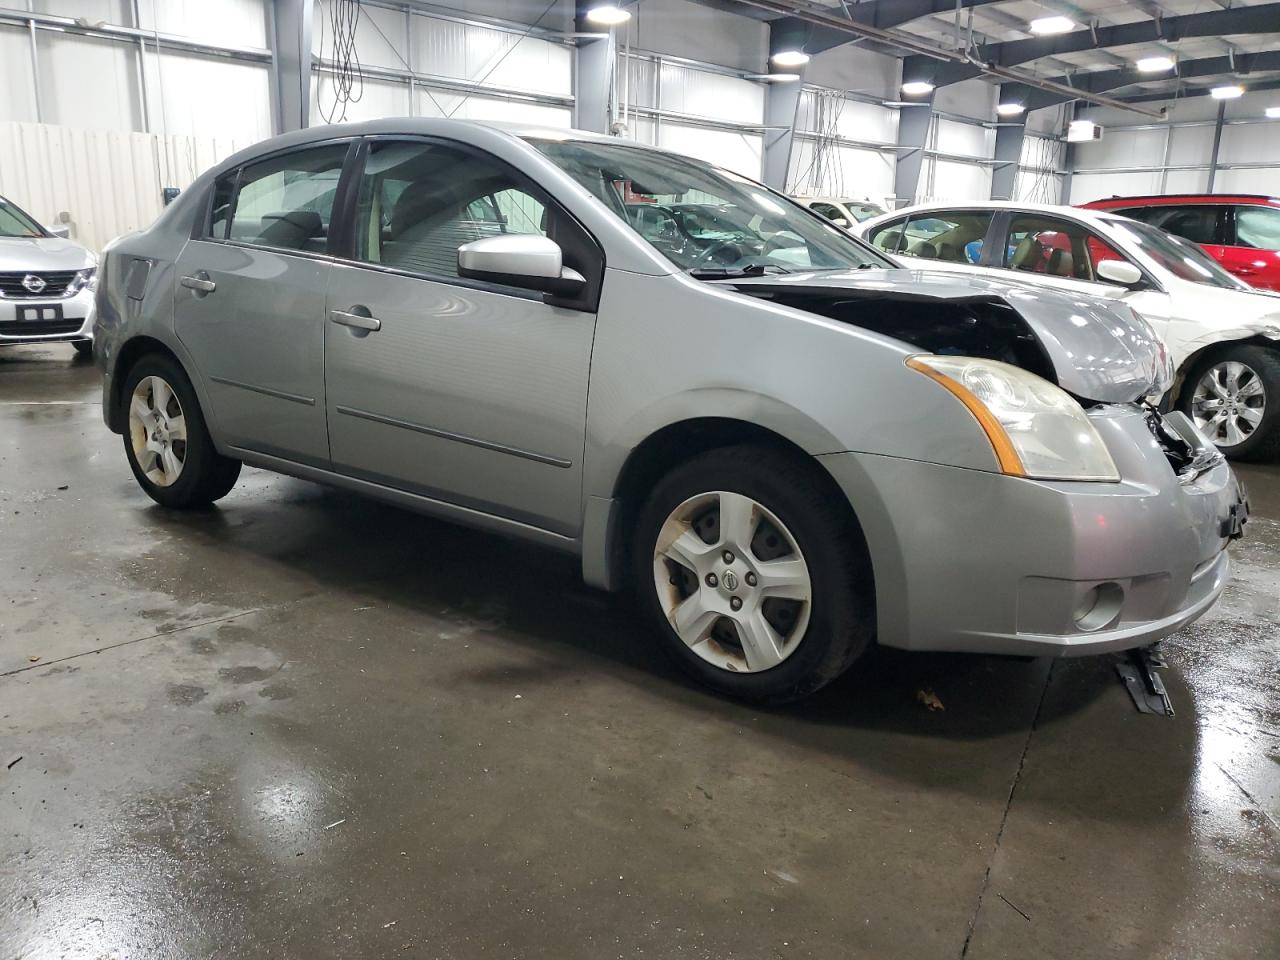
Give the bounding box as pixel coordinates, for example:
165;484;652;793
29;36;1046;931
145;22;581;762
174;141;352;468
322;138;601;535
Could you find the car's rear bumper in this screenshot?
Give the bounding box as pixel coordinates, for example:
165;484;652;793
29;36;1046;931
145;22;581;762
820;406;1243;657
0;288;95;345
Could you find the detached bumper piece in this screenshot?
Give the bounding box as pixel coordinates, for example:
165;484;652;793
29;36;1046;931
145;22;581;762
1115;645;1175;716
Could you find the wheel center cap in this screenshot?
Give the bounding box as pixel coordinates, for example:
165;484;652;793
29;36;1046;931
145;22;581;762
722;570;739;592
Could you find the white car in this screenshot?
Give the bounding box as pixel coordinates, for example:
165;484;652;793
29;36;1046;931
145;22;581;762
856;201;1280;460
793;196;886;230
0;193;97;357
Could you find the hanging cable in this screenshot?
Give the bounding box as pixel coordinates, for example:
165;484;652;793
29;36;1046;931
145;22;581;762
316;0;365;124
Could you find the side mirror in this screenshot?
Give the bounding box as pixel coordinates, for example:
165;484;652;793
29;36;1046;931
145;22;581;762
48;224;70;239
1096;260;1143;287
832;217;851;229
457;235;585;297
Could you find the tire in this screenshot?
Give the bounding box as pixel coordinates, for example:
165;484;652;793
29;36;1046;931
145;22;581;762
121;353;241;508
631;444;875;703
72;340;93;359
1179;344;1280;462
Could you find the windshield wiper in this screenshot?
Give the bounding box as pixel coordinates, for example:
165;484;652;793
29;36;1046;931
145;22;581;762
687;263;790;279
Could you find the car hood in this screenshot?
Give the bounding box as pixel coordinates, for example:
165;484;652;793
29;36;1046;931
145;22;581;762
0;236;96;272
726;268;1173;404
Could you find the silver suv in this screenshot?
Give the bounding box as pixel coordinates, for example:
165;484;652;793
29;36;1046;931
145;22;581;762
94;120;1245;702
0;194;97;356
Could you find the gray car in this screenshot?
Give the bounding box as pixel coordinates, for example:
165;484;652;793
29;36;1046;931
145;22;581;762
93;119;1247;702
0;194;97;356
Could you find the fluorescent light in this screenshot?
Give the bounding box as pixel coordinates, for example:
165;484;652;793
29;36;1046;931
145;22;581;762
1267;106;1280;119
1136;56;1175;73
1211;84;1244;100
901;80;935;96
1029;16;1075;35
756;72;802;83
585;4;630;25
771;50;810;67
996;102;1026;116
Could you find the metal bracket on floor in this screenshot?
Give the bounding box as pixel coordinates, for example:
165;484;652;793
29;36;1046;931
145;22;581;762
1115;645;1175;717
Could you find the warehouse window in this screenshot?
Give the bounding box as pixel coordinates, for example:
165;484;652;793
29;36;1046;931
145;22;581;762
223;143;349;253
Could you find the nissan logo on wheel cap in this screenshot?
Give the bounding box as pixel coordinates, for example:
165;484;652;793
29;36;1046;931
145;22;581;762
21;274;46;294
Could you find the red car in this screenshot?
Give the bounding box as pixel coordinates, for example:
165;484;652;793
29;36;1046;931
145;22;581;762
1080;194;1280;292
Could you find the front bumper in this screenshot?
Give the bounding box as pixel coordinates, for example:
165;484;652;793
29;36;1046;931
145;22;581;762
821;406;1243;657
0;287;95;345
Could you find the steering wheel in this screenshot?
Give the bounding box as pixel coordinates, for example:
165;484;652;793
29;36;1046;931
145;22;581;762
690;241;741;268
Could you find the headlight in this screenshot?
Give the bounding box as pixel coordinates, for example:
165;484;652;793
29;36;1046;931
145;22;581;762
907;356;1120;482
67;268;97;294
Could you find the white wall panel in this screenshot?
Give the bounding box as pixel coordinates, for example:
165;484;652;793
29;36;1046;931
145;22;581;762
1164;169;1208;194
934;79;996;121
658;125;761;179
1166;125;1212;167
413;90;571;128
919;159;991;203
658;63;762;126
146;52;271;141
137;0;268;48
1070;171;1163;204
0;121;250;252
796;92;895;145
804;46;897;101
0;25;38;123
788;141;894;205
1219;122;1277;165
1215;168;1280;194
410;14;571;97
313;0;408;71
313;75;411;125
35;31;141;132
935;118;992;159
32;0;130;24
631;0;766;72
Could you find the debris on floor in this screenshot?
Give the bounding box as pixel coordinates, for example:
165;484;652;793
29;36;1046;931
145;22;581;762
1115;646;1175;716
916;688;945;711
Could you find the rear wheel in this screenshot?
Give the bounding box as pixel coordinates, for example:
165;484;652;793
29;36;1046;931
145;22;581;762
1181;345;1280;462
122;354;241;507
633;445;874;703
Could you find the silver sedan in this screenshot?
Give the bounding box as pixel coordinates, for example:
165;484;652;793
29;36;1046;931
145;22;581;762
93;120;1246;702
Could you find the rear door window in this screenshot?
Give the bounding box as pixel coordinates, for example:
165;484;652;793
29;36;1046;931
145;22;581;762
223;144;349;253
866;216;909;253
810;202;845;222
895;210;995;264
1116;205;1222;245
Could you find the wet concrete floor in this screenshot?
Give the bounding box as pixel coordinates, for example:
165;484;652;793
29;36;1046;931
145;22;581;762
2;342;1277;959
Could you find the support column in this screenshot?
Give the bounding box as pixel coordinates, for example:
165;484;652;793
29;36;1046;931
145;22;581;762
893;94;933;205
762;78;803;190
573;33;615;134
990;120;1026;200
270;0;313;134
1207;101;1226;192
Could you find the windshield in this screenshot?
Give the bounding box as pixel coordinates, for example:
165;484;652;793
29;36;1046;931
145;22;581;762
1104;216;1244;289
529;138;891;275
0;198;46;239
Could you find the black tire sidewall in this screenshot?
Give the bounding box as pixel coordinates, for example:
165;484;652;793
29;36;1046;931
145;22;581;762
121;354;226;507
1179;345;1280;462
632;446;874;703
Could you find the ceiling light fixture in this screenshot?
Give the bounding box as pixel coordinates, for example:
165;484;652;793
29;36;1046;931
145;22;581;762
996;102;1026;116
1210;84;1244;100
1029;16;1075;35
1266;106;1280;119
756;72;802;83
585;4;630;25
771;50;810;67
1135;56;1175;73
901;80;936;96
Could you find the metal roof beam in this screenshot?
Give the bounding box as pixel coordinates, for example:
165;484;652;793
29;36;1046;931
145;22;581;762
901;2;1280;87
767;0;1006;57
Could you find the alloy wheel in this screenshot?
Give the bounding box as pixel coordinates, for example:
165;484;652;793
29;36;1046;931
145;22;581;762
128;375;187;487
1192;360;1266;448
652;491;812;673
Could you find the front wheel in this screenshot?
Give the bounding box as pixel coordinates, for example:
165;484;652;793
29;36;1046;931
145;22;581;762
1181;345;1280;462
632;445;875;703
122;354;241;508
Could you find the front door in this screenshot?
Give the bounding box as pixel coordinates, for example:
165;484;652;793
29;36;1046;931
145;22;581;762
323;139;600;535
174;141;350;468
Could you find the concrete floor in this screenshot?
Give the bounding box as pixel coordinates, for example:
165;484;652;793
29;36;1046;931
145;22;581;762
1;341;1277;960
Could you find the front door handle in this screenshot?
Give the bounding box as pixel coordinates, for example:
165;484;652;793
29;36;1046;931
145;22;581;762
330;309;381;332
180;273;216;294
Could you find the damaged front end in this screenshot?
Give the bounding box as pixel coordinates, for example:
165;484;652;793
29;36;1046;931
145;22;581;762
727;268;1203;478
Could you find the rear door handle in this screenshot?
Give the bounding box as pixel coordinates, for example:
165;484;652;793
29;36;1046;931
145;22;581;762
330;309;381;332
180;273;216;293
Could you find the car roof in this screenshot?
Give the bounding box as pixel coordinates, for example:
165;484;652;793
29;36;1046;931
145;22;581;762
1081;194;1280;208
860;199;1126;230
